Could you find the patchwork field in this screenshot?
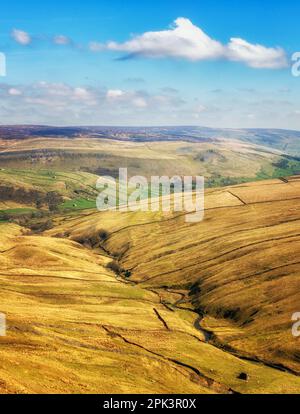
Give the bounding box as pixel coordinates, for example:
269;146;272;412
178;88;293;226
0;135;297;184
1;130;300;221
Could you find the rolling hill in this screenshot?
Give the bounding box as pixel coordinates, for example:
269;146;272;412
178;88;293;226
1;177;300;393
0;125;300;155
48;176;300;378
0;135;282;181
0;128;300;216
0;126;299;394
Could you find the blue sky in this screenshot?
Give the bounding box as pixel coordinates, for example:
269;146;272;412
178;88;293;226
0;0;300;128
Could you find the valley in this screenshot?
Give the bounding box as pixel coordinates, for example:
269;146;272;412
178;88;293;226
0;127;299;394
0;176;299;393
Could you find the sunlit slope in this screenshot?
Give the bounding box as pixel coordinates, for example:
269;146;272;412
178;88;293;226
0;136;286;181
1;221;300;393
1;126;300;155
0;168;99;210
0;224;208;393
52;177;300;375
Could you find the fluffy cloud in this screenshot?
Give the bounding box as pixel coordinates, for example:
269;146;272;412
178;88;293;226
8;88;22;96
0;82;186;124
107;17;225;61
227;38;287;69
11;30;73;47
1;82;297;128
9;18;287;69
106;89;125;99
11;29;32;45
104;17;287;69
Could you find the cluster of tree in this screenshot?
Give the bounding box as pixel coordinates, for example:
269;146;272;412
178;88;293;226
205;175;248;188
0;186;63;212
0;209;54;232
106;261;131;278
44;191;63;212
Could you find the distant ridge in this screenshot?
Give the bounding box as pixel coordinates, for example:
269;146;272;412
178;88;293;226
1;125;300;155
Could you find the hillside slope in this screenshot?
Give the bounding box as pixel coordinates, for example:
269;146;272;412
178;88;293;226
1;183;300;392
0;224;212;393
50;176;300;376
0;136;294;183
0;126;300;155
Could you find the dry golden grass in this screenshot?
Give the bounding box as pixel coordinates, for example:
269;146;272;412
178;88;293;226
0;136;279;179
50;177;300;380
1;177;300;393
0;168;100;204
0;224;211;393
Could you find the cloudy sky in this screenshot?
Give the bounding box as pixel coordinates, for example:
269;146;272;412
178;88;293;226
0;0;300;128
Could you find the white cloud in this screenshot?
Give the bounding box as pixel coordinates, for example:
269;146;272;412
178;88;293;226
73;87;90;98
106;89;125;99
0;82;188;124
132;97;148;108
11;29;31;45
227;38;287;69
8;88;22;96
1;82;298;128
105;17;288;69
8;19;287;69
53;35;71;45
107;18;224;61
72;87;97;105
194;104;207;113
105;89;148;108
89;41;104;52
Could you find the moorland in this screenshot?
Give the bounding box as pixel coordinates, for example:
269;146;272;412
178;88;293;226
0;125;299;394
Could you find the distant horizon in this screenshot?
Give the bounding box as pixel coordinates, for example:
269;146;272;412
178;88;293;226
0;124;300;133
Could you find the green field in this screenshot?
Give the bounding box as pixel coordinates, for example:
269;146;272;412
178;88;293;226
59;197;97;211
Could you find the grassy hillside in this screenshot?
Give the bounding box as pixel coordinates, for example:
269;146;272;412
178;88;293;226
0;136;293;182
0;126;300;155
0;130;300;394
1;134;299;218
49;176;300;377
0;224;207;393
1;215;300;393
0;168;99;213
